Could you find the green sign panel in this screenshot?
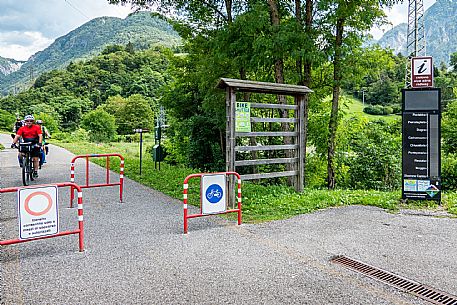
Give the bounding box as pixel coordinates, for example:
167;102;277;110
235;101;251;132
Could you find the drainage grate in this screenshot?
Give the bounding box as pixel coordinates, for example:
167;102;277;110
331;255;457;305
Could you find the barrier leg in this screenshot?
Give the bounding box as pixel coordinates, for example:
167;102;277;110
70;186;74;208
77;190;84;252
120;159;124;203
237;178;242;225
184;207;188;234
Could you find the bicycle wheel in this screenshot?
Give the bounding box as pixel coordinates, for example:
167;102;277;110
29;156;35;182
22;155;30;186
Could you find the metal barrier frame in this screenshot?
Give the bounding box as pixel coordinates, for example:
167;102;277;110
183;172;242;234
70;154;124;207
0;182;84;252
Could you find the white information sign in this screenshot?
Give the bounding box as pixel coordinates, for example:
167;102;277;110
201;174;226;214
411;56;433;88
18;186;59;240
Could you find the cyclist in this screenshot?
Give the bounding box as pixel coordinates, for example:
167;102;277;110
36;120;51;163
11;115;43;178
11;117;23;138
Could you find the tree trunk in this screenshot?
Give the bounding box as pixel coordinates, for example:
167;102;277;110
296;0;313;188
327;17;344;190
225;0;232;23
268;0;294;184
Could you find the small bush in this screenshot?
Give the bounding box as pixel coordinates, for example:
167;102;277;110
392;105;402;114
383;106;393;115
364;105;395;115
442;154;457;190
81;109;116;142
364;105;384;115
70;128;90;142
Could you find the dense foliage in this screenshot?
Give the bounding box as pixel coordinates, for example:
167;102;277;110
2;0;457;194
1;45;171;133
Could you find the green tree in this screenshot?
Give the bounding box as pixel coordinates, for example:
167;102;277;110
102;94;154;135
442;99;457;154
35;112;60;134
343;119;401;190
316;0;397;189
81;109;117;142
0;109;15;131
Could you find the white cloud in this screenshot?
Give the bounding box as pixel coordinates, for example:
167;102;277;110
0;0;132;60
0;31;54;61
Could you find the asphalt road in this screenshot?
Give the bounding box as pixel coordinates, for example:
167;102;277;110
1;133;456;305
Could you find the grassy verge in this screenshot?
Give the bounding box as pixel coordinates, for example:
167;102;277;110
57;141;457;223
344;96;399;123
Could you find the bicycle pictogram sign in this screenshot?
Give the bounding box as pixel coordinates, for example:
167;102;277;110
205;184;223;203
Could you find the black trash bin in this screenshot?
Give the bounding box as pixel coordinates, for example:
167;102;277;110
152;144;164;162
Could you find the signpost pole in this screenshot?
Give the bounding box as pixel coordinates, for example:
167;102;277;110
139;130;143;176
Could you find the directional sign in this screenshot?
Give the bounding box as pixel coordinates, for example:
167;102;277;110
201;174;226;214
18;186;59;239
402;88;441;201
411;56;433;88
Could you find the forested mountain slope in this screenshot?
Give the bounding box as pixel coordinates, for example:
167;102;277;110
0;11;181;94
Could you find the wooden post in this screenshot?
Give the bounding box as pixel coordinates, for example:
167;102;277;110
228;88;237;208
297;95;305;192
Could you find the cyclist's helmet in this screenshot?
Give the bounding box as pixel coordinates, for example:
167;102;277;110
24;115;35;121
36;120;43;124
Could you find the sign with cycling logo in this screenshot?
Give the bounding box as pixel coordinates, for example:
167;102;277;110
18;185;59;240
201;174;226;214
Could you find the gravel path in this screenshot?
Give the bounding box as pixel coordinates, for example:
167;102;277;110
1;133;456;305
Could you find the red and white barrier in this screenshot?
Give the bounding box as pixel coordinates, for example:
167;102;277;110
70;154;124;207
183;172;242;234
0;182;84;252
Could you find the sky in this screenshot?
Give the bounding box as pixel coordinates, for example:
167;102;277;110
0;0;437;62
0;0;132;61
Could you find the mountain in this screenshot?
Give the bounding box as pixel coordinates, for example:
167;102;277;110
0;56;25;78
376;0;457;65
1;11;181;94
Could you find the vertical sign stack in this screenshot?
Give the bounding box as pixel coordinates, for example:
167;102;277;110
402;88;441;201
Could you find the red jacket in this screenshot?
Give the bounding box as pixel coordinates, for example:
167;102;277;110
17;124;42;139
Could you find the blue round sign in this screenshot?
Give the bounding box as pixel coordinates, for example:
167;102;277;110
205;184;223;204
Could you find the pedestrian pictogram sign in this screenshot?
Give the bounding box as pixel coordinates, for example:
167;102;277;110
18;186;59;239
201;174;226;214
411;56;433;88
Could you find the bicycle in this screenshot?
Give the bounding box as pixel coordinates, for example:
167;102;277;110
14;142;38;186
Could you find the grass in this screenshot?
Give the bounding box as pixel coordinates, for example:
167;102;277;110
343;96;399;123
56;140;457;223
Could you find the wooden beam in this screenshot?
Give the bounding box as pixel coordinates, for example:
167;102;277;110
217;78;313;95
241;171;298;180
235;157;298;166
235;144;298;152
250;103;298;110
250;117;297;123
236;131;298;137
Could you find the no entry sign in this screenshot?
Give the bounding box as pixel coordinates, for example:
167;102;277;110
18;186;59;239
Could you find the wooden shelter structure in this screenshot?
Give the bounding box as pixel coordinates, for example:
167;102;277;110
217;78;312;192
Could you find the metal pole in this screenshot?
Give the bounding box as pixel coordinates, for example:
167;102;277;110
139;130;143;175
